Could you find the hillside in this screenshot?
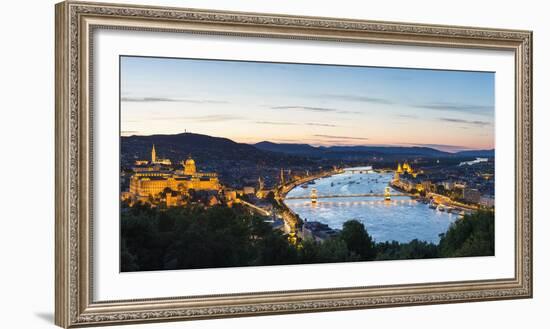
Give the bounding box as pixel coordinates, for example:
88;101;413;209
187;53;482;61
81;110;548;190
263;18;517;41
121;133;315;166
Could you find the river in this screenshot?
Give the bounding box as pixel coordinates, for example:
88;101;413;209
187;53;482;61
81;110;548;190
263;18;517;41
284;167;457;244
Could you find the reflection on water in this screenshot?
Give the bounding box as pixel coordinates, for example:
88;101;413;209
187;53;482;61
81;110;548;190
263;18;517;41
284;169;457;243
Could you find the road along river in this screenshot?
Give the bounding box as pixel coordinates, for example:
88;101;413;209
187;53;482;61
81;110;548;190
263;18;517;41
284;167;458;244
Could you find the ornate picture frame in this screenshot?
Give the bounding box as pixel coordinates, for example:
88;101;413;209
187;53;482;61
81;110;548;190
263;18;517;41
55;1;532;327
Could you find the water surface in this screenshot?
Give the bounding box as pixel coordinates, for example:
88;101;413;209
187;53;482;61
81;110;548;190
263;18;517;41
284;168;457;243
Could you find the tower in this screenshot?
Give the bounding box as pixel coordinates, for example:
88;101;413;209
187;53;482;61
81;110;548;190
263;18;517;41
256;176;266;199
280;168;285;185
397;163;403;174
151;144;157;163
310;188;318;204
384;186;391;201
403;162;412;173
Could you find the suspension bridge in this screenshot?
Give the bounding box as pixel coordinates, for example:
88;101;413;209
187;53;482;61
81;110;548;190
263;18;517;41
285;187;410;201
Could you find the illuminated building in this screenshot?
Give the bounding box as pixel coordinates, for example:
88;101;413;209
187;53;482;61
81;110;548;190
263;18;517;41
224;189;239;207
135;144;172;166
392;161;421;192
182;156;196;175
256;176;269;198
402;161;412;174
396;163;403;174
127;146;220;202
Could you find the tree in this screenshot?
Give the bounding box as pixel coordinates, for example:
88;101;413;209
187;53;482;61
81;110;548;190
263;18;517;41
120;238;139;271
376;239;438;260
340;220;376;260
439;211;494;257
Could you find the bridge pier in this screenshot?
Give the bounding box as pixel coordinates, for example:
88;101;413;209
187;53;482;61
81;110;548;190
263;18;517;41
310;188;318;204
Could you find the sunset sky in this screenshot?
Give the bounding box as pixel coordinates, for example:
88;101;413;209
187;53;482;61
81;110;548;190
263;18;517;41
120;56;495;152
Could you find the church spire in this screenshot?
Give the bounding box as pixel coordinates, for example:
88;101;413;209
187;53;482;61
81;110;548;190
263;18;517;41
258;176;264;190
151;144;157;163
397;162;403;174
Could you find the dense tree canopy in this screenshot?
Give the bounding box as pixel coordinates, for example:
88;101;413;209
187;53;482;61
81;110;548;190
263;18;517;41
438;211;495;257
121;204;494;271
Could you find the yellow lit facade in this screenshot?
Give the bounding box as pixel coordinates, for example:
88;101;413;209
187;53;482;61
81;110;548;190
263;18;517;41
402;162;413;174
396;163;403;174
395;161;418;178
392;161;423;192
137;143;172;166
128;146;220;200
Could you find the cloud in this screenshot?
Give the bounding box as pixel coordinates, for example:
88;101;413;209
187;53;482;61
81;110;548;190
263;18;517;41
121;97;228;104
318;96;494;118
439;117;492;127
138;115;244;122
121;97;178;102
321;94;395;105
395;114;419;119
269;138;311;143
271;105;337;112
121;130;140;135
270;105;359;114
314;134;369;141
183;115;244;122
415;102;493;114
256;121;338;127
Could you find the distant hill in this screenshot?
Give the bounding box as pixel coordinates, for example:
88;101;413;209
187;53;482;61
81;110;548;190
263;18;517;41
120;133;313;168
254;141;321;156
121;133;494;168
254;141;453;159
121;133;320;188
327;145;451;157
453;149;495;157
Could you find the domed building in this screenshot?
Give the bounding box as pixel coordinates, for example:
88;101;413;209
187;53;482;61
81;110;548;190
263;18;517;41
128;145;220;203
402;161;413;174
183;156;196;175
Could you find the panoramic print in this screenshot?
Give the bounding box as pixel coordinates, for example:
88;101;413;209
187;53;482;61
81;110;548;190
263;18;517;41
119;56;495;272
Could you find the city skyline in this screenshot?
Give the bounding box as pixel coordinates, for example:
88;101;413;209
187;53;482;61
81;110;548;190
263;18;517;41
121;56;495;153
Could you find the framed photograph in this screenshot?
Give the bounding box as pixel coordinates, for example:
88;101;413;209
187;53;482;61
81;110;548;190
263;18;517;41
55;1;532;327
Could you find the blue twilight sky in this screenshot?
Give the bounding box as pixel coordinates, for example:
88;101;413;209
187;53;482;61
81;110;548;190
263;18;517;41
120;56;495;152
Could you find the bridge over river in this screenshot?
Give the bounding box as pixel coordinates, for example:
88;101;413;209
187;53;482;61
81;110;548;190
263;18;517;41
285;192;409;200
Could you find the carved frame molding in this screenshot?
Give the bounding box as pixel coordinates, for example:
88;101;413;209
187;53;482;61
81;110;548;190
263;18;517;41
55;1;532;327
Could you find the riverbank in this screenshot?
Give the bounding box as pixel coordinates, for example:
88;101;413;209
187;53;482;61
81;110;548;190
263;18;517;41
274;168;344;238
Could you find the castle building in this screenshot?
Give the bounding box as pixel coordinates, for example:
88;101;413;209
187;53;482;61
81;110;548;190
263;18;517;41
128;146;220;201
182;157;196;175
